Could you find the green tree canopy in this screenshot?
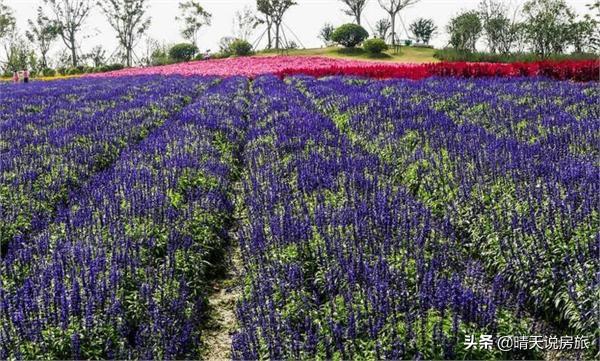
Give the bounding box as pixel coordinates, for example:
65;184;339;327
98;0;151;67
0;0;15;41
176;0;211;48
409;18;437;44
522;0;576;56
44;0;94;67
256;0;297;50
331;23;369;47
26;7;60;69
447;10;482;52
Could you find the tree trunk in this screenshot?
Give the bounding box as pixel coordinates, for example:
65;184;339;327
390;14;396;46
192;32;198;49
267;22;272;49
70;35;77;67
127;48;132;67
356;13;361;25
275;23;280;50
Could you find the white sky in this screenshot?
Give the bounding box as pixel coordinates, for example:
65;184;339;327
3;0;592;64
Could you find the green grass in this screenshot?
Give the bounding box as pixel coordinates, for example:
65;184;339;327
257;46;439;63
433;48;599;63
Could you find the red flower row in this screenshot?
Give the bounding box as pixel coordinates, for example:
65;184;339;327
87;56;599;82
278;59;600;82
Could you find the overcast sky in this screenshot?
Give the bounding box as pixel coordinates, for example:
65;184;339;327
3;0;592;64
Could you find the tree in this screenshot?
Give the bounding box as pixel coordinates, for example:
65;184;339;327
256;0;273;49
567;18;597;53
26;7;60;69
319;23;335;46
331;23;369;47
44;0;94;67
409;18;436;44
256;0;297;50
522;0;575;56
340;0;368;25
587;1;600;51
374;18;391;40
377;0;420;46
0;0;15;41
176;1;211;48
477;0;514;53
169;43;198;62
561;1;599;53
139;36;159;65
510;22;528;53
482;16;513;53
2;33;36;74
447;10;482;52
233;6;261;41
55;48;72;68
97;0;151;67
86;45;106;67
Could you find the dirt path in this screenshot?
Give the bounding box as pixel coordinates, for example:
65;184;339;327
201;84;250;361
200;241;242;360
201;170;247;360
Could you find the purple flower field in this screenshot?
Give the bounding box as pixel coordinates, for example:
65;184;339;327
0;75;598;359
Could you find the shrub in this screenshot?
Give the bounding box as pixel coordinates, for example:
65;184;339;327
331;23;369;48
433;48;600;63
105;63;125;72
217;37;236;57
98;64;125;73
229;39;254;56
212;52;232;59
404;39;413;46
41;68;56;77
65;66;85;75
149;47;171;66
412;43;435;49
363;38;389;54
152;56;172;66
286;41;298;50
168;43;199;62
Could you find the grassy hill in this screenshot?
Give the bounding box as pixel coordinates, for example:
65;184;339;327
257;46;439;63
0;46;438;82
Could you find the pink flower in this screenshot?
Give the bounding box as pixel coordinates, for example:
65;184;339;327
85;56;599;82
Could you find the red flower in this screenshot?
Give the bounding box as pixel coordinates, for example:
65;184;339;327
85;56;599;82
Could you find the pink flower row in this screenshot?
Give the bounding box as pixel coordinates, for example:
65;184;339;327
85;56;407;78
